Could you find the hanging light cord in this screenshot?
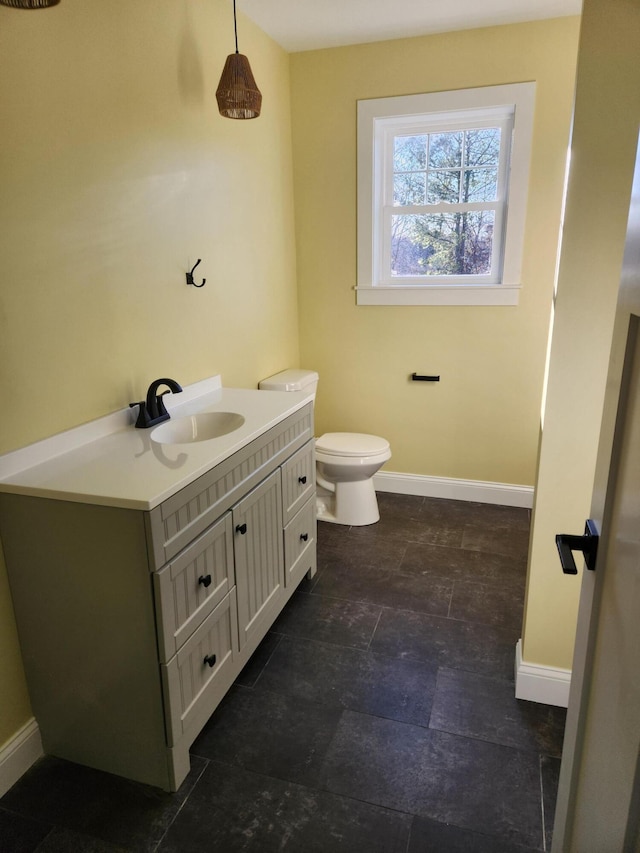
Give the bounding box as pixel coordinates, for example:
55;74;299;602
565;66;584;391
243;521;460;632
233;0;239;54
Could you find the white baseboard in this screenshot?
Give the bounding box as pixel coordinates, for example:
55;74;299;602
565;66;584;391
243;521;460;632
374;470;534;508
0;718;43;797
514;639;571;707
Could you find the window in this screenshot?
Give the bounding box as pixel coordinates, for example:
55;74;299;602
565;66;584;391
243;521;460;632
357;83;536;306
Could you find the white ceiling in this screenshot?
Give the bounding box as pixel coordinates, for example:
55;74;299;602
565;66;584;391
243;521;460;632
238;0;582;53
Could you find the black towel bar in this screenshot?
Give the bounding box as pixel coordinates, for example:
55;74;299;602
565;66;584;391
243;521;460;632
411;373;440;382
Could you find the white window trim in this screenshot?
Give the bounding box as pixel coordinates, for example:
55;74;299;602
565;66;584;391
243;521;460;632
356;83;536;306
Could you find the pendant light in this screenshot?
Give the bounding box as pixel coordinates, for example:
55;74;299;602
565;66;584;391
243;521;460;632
0;0;60;7
216;0;262;120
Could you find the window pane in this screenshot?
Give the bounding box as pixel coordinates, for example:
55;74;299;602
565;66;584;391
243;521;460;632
427;170;460;204
394;173;426;205
465;127;501;167
391;211;495;277
428;132;463;169
393;135;427;171
462;168;498;202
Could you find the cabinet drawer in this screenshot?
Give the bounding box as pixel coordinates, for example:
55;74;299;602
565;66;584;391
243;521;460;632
284;497;316;588
161;588;239;747
153;513;234;662
281;440;315;524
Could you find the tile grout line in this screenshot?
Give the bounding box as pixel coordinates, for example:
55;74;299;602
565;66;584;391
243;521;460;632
539;753;548;852
250;633;283;689
304;570;524;630
446;580;455;618
30;824;56;853
366;606;384;651
152;757;211;853
404;816;414;853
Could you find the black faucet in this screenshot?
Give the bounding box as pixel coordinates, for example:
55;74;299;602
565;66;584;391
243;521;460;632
130;377;183;428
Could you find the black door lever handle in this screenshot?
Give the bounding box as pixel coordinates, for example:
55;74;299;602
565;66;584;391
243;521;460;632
556;519;599;574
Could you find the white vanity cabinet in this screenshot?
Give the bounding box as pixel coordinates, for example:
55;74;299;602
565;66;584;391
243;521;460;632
0;402;316;792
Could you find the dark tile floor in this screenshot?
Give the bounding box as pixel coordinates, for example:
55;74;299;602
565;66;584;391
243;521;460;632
0;493;566;852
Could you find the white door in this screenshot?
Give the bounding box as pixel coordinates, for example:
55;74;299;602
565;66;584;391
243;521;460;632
552;139;640;851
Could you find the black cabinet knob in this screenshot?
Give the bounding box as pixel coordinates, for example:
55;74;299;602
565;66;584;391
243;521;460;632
236;523;247;535
203;654;217;668
300;533;309;542
298;476;307;485
198;574;212;588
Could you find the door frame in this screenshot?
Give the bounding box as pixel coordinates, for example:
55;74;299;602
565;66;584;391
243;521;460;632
552;136;640;851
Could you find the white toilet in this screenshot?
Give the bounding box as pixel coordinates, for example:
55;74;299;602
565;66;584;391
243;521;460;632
259;369;391;526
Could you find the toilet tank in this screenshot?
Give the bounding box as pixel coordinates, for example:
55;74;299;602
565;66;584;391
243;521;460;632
259;369;319;398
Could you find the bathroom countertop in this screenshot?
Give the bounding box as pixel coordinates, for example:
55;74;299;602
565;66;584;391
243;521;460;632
0;377;313;511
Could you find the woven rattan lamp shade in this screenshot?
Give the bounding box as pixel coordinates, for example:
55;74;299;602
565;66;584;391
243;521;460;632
0;0;60;7
216;52;262;120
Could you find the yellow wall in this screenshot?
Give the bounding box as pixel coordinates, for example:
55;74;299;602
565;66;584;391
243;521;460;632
290;18;580;486
0;5;589;761
522;0;640;670
0;0;299;748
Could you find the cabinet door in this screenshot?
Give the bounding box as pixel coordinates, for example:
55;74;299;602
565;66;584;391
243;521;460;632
234;469;284;649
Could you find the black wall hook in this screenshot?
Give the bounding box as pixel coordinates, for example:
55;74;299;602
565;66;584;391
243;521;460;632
186;259;206;288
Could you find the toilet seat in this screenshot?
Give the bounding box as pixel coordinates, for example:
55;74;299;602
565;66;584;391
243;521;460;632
316;432;390;458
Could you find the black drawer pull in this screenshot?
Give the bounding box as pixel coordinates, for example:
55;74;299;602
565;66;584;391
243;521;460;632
235;523;247;535
298;476;307;485
300;533;309;542
198;574;212;588
203;654;217;668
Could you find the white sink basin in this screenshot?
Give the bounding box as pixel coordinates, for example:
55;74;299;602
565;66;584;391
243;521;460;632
151;412;245;444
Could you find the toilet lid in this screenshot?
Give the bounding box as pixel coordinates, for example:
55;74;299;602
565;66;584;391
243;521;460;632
316;432;390;457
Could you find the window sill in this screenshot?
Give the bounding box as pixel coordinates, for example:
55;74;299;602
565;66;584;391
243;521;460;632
355;285;521;306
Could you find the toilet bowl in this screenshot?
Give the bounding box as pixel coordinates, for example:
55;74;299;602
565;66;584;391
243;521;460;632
258;370;391;526
315;432;391;526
